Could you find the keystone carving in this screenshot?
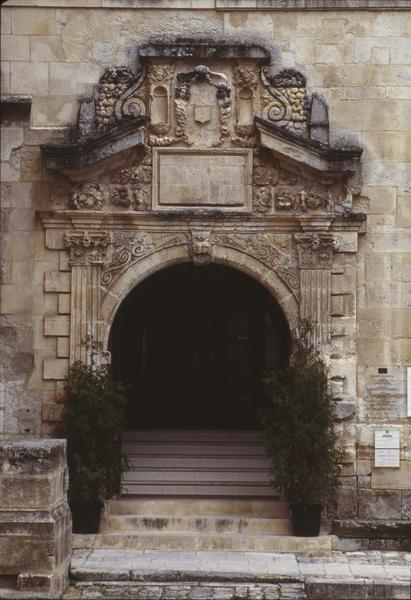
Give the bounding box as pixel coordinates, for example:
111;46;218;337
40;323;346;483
294;232;339;269
190;229;212;265
64;231;111;265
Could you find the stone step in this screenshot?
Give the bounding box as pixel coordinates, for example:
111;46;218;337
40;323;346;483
73;532;334;553
107;497;287;518
122;429;273;496
122;429;266;442
100;514;292;535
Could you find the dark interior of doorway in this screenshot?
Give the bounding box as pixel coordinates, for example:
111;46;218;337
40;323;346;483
109;264;290;429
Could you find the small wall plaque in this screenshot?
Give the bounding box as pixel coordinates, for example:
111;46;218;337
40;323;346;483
374;430;400;468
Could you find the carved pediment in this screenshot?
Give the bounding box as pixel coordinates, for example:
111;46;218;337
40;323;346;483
41;37;362;220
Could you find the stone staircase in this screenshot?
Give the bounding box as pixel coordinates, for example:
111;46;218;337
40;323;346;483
96;496;298;551
72;429;332;553
121;429;275;496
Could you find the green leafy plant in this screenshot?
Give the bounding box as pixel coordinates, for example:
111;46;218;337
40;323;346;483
63;361;128;504
259;321;343;507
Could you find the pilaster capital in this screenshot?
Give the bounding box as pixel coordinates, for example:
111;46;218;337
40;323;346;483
294;232;338;269
64;231;111;266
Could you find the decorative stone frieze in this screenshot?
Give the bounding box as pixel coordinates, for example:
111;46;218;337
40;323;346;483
212;232;300;300
101;231;190;289
71;182;104;210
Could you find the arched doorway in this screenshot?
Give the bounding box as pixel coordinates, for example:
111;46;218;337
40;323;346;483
109;263;290;431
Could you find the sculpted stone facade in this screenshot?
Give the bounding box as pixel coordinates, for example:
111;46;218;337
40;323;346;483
1;1;411;570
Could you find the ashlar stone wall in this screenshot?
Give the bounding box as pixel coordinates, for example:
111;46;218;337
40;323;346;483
1;0;410;528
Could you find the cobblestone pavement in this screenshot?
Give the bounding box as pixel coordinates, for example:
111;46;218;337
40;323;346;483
63;549;411;599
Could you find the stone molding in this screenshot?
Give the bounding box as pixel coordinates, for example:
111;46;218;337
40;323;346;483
4;0;409;8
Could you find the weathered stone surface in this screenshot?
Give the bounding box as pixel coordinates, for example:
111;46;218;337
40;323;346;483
0;438;71;595
333;519;411;540
358;490;402;520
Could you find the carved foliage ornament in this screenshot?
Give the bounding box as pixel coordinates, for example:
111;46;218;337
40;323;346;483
101;231;190;288
95;66;147;131
71;182;104;210
294;233;339;269
211;232;300;300
261;67;309;134
64;231;111;265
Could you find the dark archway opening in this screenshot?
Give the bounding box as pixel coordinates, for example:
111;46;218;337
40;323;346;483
109;263;290;430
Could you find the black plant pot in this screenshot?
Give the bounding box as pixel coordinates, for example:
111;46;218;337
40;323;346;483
291;503;322;537
70;501;103;534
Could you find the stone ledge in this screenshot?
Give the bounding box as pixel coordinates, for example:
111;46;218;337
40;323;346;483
333;519;411;540
41;118;147;182
139;37;271;62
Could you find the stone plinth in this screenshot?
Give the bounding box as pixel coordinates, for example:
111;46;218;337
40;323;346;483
0;438;72;595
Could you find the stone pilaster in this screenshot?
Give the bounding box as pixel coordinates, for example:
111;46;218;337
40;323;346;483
294;232;338;346
64;231;111;366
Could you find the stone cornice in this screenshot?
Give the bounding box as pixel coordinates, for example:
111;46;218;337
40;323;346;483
38;210;365;233
3;1;409;9
139;38;271;62
40;118;147;182
255;116;362;176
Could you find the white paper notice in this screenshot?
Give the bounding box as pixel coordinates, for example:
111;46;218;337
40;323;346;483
375;430;400;449
375;449;400;468
374;430;400;468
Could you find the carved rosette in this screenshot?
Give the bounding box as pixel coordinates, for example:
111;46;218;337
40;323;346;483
64;231;111;265
71;183;104;210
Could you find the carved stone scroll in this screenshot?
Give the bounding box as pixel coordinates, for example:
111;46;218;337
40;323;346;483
101;231;190;289
64;231;111;366
212;232;300;300
294;232;338;345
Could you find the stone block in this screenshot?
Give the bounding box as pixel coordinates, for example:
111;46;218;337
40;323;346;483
1;7;11;34
59;251;70;272
44;315;70;337
397;193;411;227
30;35;64;61
358;489;402;519
336;487;357;519
42;402;65;422
57;337;70;358
0;285;33;314
0;440;71;594
331;295;344;317
0;127;24;162
49;62;101;96
10;62;49;95
32;95;79;128
1;61;11;94
44;271;70;293
8;208;35;231
12;8;56;35
372;461;411;490
45;230;65;250
362;131;411;163
43;359;69;380
0;35;30;61
58;294;71;315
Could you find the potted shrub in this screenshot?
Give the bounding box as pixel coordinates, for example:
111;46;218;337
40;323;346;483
259;321;343;536
63;361;128;533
